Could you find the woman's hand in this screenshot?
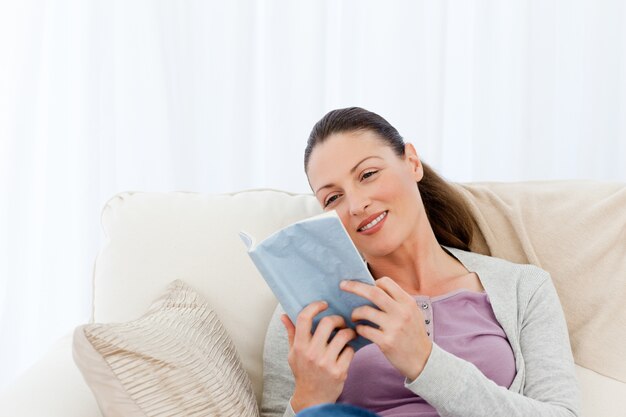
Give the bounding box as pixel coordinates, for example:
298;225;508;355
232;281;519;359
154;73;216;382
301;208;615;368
281;301;357;413
340;277;432;381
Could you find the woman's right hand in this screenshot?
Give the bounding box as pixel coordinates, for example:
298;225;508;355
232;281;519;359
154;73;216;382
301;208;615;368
281;301;357;413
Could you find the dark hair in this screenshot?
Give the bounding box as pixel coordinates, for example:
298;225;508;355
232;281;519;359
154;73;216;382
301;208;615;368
304;107;475;251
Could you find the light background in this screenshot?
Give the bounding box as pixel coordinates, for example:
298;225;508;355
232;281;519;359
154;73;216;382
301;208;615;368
1;0;625;390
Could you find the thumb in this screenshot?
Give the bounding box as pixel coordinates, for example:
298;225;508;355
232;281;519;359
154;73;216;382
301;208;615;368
281;313;295;347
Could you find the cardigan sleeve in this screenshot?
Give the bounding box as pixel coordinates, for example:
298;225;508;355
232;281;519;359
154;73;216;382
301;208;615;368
260;304;297;417
404;275;581;417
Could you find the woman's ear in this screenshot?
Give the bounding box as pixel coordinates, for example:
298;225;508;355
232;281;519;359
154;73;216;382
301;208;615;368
404;143;424;182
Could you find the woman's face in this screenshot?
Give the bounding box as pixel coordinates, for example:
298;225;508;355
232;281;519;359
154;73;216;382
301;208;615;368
306;129;425;259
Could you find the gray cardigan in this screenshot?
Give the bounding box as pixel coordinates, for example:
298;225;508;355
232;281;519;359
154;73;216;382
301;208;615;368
260;247;581;417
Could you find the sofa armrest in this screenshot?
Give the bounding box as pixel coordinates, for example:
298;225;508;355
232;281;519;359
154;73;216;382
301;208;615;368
576;365;626;417
0;332;101;417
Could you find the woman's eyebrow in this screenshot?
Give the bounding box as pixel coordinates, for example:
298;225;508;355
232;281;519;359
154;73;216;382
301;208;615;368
314;156;383;195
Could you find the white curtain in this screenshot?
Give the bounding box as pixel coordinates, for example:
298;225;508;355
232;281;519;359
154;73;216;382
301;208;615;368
1;0;625;390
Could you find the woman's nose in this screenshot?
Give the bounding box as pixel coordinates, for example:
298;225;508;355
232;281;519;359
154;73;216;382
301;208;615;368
348;192;370;216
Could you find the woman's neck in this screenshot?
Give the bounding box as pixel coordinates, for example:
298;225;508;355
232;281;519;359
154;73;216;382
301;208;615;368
365;234;470;296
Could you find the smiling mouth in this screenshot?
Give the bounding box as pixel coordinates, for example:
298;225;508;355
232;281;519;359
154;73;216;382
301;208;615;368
357;211;388;232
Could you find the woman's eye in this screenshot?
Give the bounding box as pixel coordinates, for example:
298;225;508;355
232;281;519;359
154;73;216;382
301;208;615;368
361;170;378;180
324;194;339;207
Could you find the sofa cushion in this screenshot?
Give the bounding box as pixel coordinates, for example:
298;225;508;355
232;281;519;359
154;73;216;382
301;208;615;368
73;279;259;417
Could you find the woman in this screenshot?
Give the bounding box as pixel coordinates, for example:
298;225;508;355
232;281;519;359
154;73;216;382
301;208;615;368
261;107;580;417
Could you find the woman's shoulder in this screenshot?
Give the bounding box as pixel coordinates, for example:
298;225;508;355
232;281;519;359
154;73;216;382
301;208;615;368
443;246;551;295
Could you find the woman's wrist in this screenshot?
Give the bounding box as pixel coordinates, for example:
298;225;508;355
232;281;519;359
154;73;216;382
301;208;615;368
287;397;298;414
290;392;316;414
290;391;334;413
406;340;433;382
289;396;305;414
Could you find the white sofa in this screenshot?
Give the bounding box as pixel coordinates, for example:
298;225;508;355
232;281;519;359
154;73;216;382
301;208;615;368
1;182;625;417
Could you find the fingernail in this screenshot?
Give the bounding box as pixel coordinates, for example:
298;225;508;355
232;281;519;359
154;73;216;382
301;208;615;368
340;280;347;288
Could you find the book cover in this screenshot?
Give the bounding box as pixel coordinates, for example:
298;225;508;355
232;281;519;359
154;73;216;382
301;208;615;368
239;210;376;351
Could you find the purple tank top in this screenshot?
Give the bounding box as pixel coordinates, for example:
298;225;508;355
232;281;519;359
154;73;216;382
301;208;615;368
337;289;516;417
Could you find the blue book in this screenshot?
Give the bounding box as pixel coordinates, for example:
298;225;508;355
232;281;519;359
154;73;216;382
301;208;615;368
239;210;376;351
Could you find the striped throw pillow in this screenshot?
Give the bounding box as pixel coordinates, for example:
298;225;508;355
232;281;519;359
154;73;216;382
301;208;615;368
73;280;259;417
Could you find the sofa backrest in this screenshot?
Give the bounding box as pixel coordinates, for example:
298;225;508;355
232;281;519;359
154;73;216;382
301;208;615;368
92;181;626;404
455;180;626;384
93;189;322;402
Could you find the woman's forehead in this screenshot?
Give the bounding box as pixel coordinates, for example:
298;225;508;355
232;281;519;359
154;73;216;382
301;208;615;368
310;131;390;163
307;131;394;190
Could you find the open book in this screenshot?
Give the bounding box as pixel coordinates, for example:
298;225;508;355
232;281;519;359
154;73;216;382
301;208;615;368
239;210;376;351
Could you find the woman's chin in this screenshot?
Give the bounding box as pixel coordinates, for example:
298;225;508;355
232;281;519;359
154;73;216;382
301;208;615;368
360;242;399;261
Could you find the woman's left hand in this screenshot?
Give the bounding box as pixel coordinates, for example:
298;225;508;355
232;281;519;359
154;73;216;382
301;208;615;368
340;277;433;381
